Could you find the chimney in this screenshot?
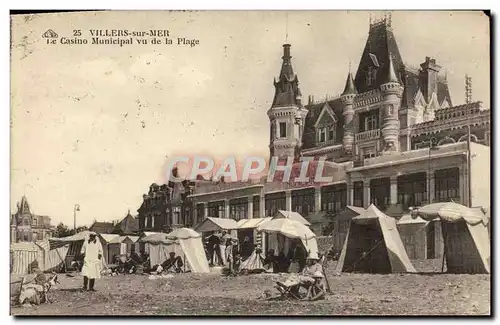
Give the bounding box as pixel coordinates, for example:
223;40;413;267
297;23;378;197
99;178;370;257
419;57;441;103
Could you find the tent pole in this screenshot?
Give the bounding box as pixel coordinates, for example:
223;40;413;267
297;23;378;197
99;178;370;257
441;226;447;273
346;240;384;272
320;256;332;293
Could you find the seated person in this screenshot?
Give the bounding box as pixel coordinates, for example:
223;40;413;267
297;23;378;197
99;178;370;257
276;253;325;299
161;252;184;273
276;251;290;273
116;254;128;274
263;249;276;272
299;254;324;283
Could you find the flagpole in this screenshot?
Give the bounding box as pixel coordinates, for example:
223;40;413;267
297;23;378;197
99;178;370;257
465;75;472;208
467;122;472;208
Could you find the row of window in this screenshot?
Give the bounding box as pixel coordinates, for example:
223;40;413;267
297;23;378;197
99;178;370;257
14;231;50;242
152;168;461;227
351;168;460;209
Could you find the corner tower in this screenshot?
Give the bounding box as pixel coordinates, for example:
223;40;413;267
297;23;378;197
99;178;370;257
267;44;308;161
380;54;403;153
340;70;357;154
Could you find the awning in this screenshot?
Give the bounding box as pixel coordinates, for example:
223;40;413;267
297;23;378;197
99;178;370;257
194;217;239;233
397;214;429;225
139;233;174;245
237;217;272;229
411;202;489;225
100;234;120;244
274;210;311;226
166;228;202;240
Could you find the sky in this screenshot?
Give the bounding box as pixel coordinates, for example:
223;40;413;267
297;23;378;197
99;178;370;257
10;11;489;227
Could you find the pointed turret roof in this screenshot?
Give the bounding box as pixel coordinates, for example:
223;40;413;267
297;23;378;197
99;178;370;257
279;44;294;80
342;72;357;95
385;53;400;84
271;44;302;108
18;196;31;215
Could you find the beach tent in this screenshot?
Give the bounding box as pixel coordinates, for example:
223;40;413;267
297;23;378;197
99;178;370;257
49;231;107;270
166;228;210;273
139;233;177;266
194;217;239;233
10;242;42;275
336;204;416;274
140;229;209;273
34;239;70;272
257;218;318;258
411;202;490;274
237;217;273;253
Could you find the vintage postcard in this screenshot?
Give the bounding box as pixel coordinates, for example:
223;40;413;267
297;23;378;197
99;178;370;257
10;10;490;316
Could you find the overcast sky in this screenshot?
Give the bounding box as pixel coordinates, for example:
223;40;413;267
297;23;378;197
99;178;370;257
10;11;489;226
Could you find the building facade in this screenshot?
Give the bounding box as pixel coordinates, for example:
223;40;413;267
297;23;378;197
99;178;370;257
136;16;491;237
10;196;54;243
137;167;196;233
185;17;491;234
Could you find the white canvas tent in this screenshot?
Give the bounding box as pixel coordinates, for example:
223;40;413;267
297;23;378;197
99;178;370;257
166;228;210;273
10;240;70;275
257;218;318;258
411;202;490;274
140;229;210;273
49;231;108;270
336;204;416;274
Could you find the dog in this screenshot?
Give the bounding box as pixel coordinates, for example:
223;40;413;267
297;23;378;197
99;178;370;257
18;273;59;305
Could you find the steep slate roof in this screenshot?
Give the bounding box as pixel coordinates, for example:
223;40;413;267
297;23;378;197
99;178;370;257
301;20;453;154
113;211;139;235
17;196;31;215
354;20;404;93
89;221;115;234
272;44;302;108
302;98;344;150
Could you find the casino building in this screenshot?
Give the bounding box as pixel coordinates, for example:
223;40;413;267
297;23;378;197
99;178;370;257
138;16;491;238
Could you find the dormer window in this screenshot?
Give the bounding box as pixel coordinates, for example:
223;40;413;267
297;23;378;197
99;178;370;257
367;66;377;86
317;125;335;143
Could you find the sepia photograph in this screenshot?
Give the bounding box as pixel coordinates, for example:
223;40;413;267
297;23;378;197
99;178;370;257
9;10;491;316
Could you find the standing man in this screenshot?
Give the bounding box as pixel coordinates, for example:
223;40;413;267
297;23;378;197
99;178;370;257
80;232;103;291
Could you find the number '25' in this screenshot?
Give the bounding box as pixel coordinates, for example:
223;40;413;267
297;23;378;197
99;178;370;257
73;30;81;37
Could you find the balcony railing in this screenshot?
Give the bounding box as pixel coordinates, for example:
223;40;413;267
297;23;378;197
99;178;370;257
355;129;380;142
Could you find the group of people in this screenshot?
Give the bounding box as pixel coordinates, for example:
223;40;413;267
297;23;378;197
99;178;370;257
77;231;324;296
77;233;187;292
203;232;319;277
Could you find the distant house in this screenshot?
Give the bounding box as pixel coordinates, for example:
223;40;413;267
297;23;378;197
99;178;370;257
89;221;114;234
10;196;54;243
112;210;139;235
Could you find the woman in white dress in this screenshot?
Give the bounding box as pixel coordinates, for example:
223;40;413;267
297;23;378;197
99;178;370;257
80;233;103;291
